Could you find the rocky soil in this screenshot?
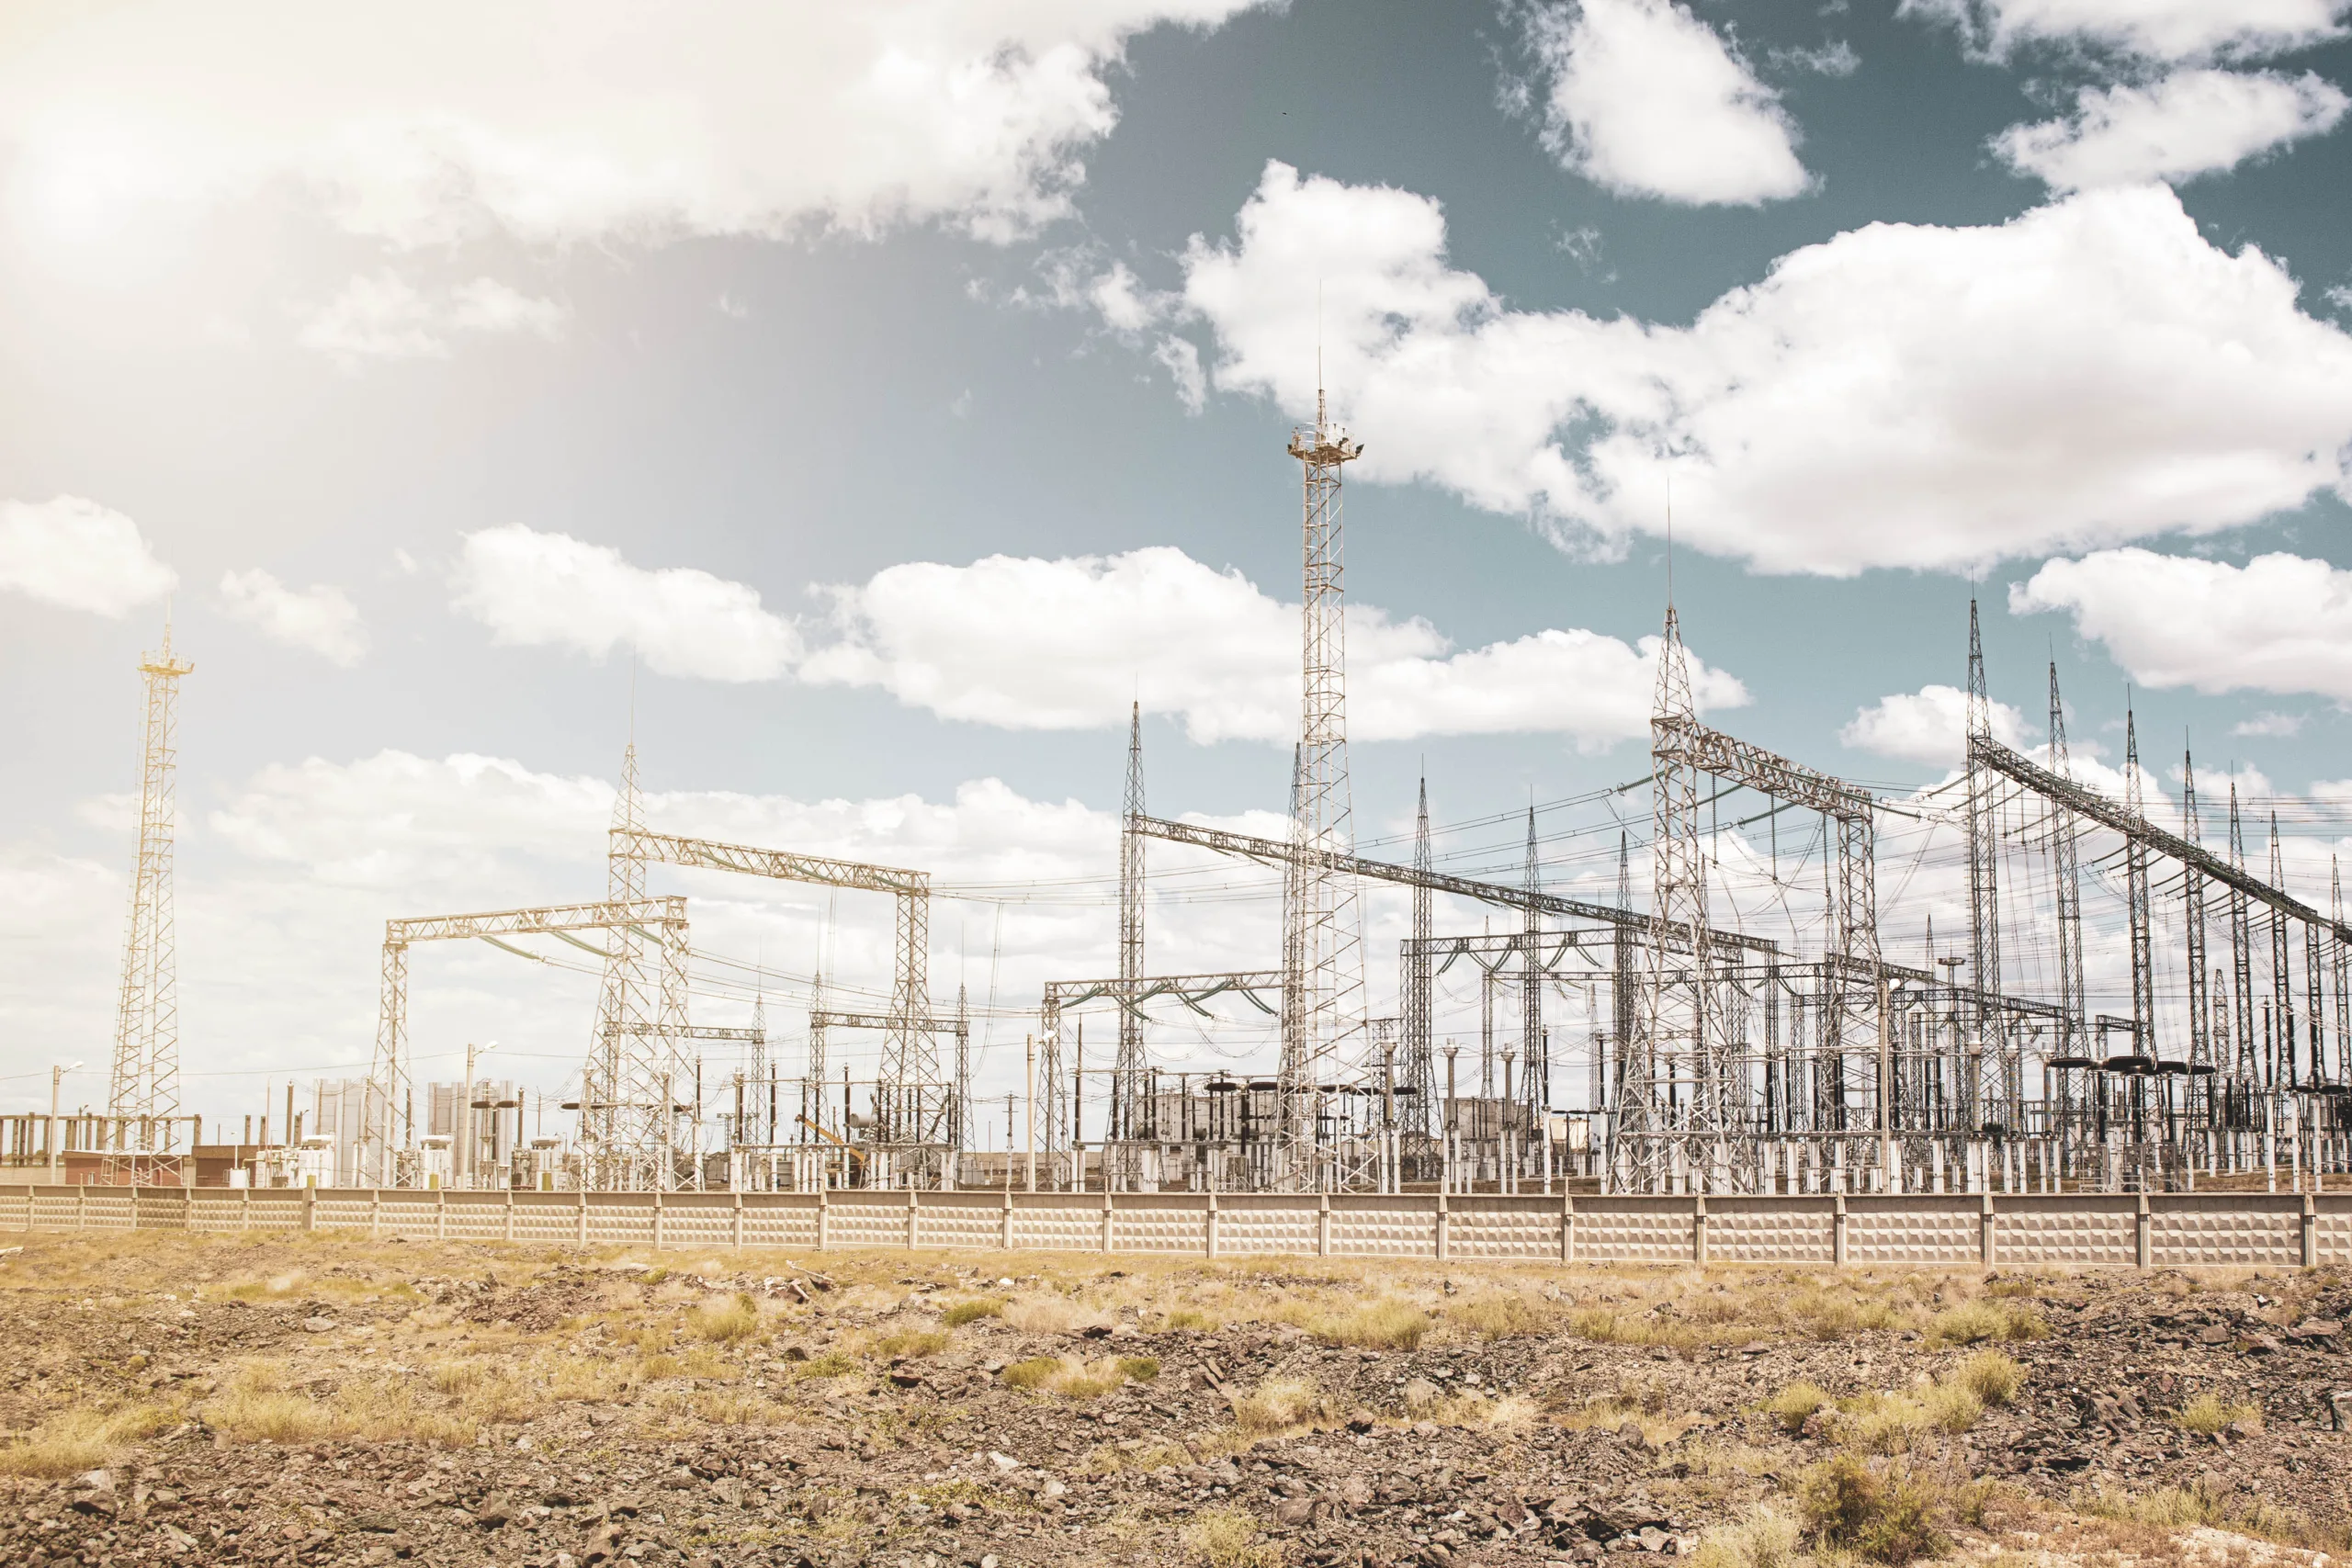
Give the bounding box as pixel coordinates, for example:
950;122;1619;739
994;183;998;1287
0;1234;2346;1568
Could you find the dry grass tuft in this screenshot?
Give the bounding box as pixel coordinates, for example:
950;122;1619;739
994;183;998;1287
1446;1292;1548;1340
1426;1390;1539;1432
1163;1307;1220;1332
2172;1391;2261;1435
1690;1505;1801;1568
1001;1293;1106;1335
1950;1349;2022;1407
1926;1298;2046;1347
1183;1506;1283;1568
1232;1376;1325;1435
1001;1356;1061;1390
686;1292;761;1342
941;1296;1005;1327
1797;1454;1949;1564
1764;1380;1833;1433
1288;1297;1430;1350
2078;1480;2349;1554
0;1404;178;1477
871;1329;951;1360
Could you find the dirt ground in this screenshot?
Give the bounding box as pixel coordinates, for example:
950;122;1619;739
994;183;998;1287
1;1230;2347;1568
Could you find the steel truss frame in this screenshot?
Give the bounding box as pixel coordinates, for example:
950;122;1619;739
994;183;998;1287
368;896;690;1187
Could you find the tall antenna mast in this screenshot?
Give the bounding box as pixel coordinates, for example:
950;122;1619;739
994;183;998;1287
106;617;195;1186
1279;366;1364;1190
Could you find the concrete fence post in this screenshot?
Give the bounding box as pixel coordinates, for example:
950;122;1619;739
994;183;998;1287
2303;1192;2318;1269
1979;1193;1996;1269
820;1187;835;1253
576;1188;589;1247
1693;1194;1708;1265
1560;1192;1575;1264
1205;1191;1220;1259
435;1188;447;1242
1435;1190;1450;1263
370;1188;382;1240
1101;1190;1114;1255
76;1183;87;1234
241;1186;252;1233
2134;1193;2151;1269
997;1191;1011;1252
129;1186;140;1235
1831;1193;1848;1267
1317;1192;1331;1258
652;1190;666;1252
503;1188;515;1244
302;1185;317;1234
732;1190;746;1250
906;1188;919;1251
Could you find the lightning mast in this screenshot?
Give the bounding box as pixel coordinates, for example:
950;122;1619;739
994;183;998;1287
106;621;195;1186
1280;385;1365;1188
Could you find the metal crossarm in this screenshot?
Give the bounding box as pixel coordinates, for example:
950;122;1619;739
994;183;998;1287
1131;814;1778;956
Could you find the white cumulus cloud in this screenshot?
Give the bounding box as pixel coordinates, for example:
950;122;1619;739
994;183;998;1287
2013;548;2352;700
298;271;568;366
797;546;1746;746
1996;69;2348;189
1905;0;2351;63
1840;684;2029;768
0;495;177;616
1517;0;1811;206
1;0;1262;252
449;525;799;682
218;569;368;665
1180;164;2352;575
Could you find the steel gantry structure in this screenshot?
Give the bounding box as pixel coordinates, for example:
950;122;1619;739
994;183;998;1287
606;820;952;1179
367;895;690;1188
1624;606;1888;1193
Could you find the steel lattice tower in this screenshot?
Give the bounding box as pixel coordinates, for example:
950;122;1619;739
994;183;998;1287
2228;786;2256;1085
1279;389;1365;1188
1622;605;1717;1191
1521;807;1544;1112
2123;711;2154;1054
2182;750;2209;1073
1115;702;1147;1145
1962;601;2005;1090
1401;778;1435;1145
2047;664;2086;1066
106;623;194;1186
589;741;688;1188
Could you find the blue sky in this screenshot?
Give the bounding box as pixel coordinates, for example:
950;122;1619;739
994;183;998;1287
4;0;2352;1132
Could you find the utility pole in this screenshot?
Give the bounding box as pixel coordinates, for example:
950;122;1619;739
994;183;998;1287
48;1062;82;1184
1024;1033;1039;1193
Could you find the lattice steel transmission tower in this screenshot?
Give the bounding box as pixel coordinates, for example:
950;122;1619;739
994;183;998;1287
1279;389;1365;1188
1962;601;2005;1087
2046;664;2086;1066
587;741;688;1189
1114;702;1147;1146
1621;605;1718;1191
2123;710;2154;1054
1401;778;1435;1145
107;622;194;1186
2182;750;2209;1074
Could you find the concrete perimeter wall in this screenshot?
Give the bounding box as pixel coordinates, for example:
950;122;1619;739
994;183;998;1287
3;1186;2346;1269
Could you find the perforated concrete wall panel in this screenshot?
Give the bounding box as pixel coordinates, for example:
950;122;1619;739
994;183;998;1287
1575;1201;1695;1263
1448;1201;1559;1260
2148;1201;2300;1267
1327;1202;1434;1258
1708;1201;1835;1263
1114;1201;1209;1254
1997;1201;2134;1266
1846;1201;1979;1266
